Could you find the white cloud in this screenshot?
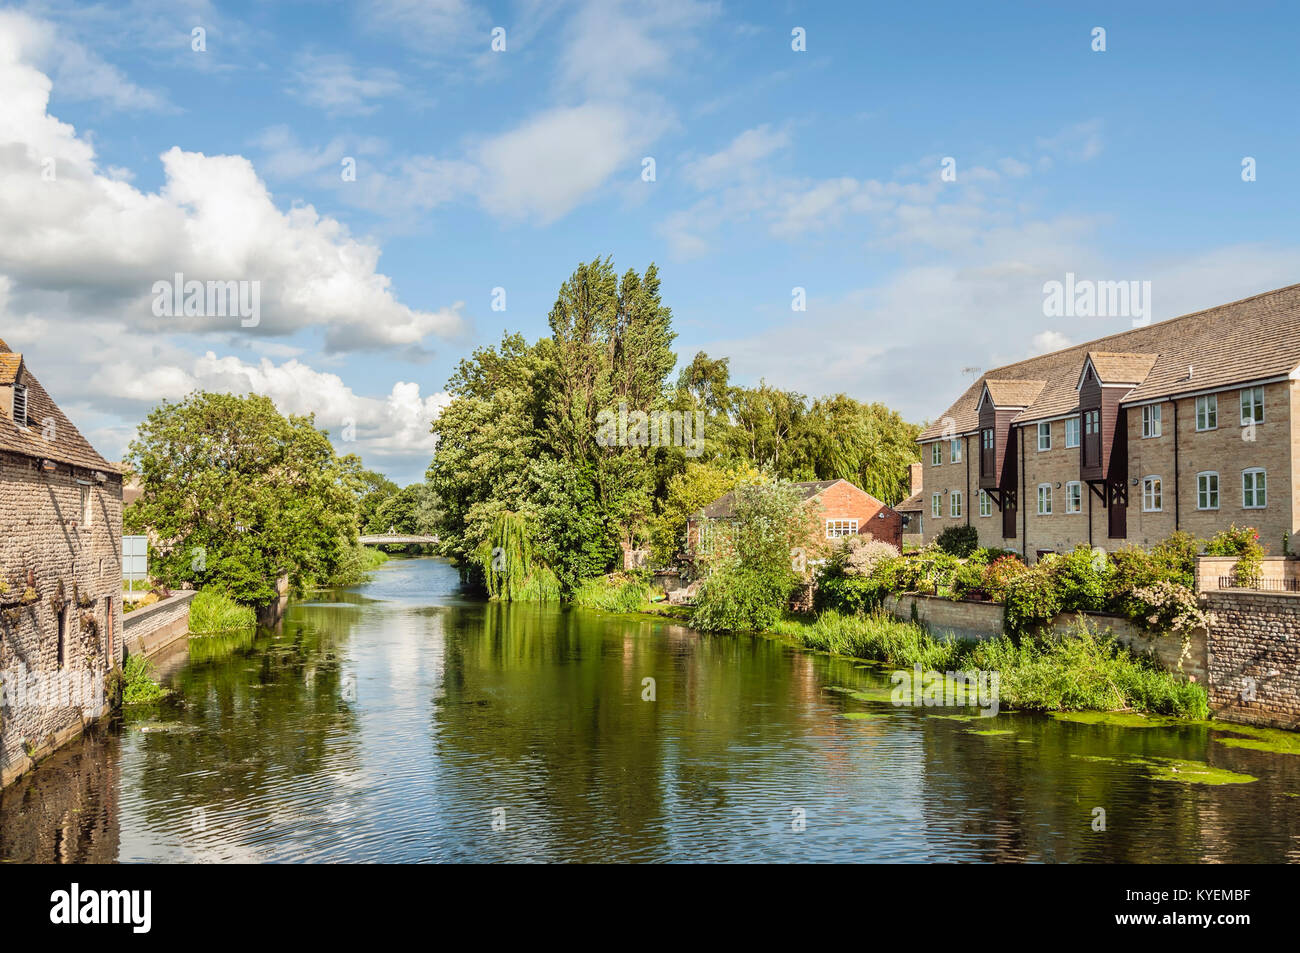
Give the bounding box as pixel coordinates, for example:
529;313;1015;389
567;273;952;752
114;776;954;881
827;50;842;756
1037;119;1104;162
558;0;718;97
683;124;789;190
288;52;405;116
0;17;465;354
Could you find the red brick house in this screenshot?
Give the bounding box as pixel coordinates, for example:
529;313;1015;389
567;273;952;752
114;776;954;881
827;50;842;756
686;479;902;560
1;337;124;788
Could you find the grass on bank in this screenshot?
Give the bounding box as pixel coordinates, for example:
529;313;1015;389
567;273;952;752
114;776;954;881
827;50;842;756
122;654;171;705
188;589;257;635
570;574;652;612
772;609;1208;718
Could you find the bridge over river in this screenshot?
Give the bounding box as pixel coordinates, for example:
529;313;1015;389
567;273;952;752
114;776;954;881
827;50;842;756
358;533;439;545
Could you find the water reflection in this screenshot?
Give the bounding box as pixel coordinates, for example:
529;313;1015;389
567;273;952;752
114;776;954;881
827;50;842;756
2;556;1298;862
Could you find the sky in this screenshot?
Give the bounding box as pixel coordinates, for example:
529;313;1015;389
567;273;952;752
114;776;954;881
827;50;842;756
1;0;1298;484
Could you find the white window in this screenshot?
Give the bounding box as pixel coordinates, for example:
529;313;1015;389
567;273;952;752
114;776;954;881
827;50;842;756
932;493;942;518
12;383;28;428
1065;417;1080;448
1141;404;1162;438
979;490;992;517
950;492;963;518
1065;481;1082;514
1142;476;1163;512
826;519;859;538
950;438;962;463
1241;386;1265;426
1037;484;1052;515
1197;472;1219;510
1037;421;1051;451
932;443;942;466
1196;394;1218;431
1243;468;1267;509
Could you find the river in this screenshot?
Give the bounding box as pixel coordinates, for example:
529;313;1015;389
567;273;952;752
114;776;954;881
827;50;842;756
2;556;1297;862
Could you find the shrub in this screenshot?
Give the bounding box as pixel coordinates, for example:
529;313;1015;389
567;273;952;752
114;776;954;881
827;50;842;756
934;524;979;557
874;555;926;593
1204;524;1261;556
1149;531;1199;589
1126;581;1208;636
189;589;257;635
1003;565;1062;639
951;560;989;601
773;610;964;671
691;561;794;633
837;536;901;577
915;547;962;594
982;555;1029;602
815;573;885;615
1051;545;1112;614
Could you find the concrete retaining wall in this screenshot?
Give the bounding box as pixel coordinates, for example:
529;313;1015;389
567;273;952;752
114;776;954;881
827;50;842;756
122;590;195;660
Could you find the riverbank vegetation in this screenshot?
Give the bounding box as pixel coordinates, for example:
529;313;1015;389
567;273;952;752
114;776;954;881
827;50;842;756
427;257;921;599
121;654;170;705
188;589;257;635
773;612;1209;718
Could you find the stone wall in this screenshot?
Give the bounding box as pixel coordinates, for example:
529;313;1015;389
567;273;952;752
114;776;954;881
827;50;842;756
881;593;1206;682
0;451;124;789
122;590;196;659
1203;589;1300;730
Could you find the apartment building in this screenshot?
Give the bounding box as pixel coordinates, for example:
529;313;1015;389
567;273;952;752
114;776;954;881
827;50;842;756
917;284;1300;561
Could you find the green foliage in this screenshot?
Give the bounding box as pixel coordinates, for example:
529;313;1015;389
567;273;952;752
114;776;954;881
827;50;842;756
691;480;807;632
1204;524;1261;556
1125;581;1209;636
367;482;441;538
1049;546;1113;613
934;524;979;557
125;392;363;605
776;612;1207;717
951;560;989;600
571;574;651;612
649;460;755;564
122;654;171;705
475;511;560;602
1003;565;1063;639
325;543;389;589
189;589;257;635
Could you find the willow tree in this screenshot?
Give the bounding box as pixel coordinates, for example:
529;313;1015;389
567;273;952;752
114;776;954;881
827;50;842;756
475;511;559;602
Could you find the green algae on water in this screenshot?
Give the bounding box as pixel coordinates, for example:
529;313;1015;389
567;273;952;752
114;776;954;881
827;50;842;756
966;729;1013;736
1145;758;1257;785
1050;710;1182;729
1211;724;1300;756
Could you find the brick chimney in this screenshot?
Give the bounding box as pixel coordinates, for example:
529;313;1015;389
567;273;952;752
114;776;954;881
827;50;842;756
909;462;923;495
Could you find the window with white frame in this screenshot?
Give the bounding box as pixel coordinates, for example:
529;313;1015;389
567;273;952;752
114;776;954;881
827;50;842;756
1141;404;1162;438
1065;481;1082;514
932;443;942;466
826;519;859;538
932;493;942;518
1243;468;1267;509
1065;417;1080;448
1037;421;1051;451
1037;484;1052;515
979;490;992;517
1142;476;1163;512
1196;394;1218;431
950;491;963;518
1240;386;1265;426
1197;471;1219;510
950;438;962;463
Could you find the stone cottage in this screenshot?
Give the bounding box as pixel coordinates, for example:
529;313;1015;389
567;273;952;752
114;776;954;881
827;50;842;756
1;337;124;788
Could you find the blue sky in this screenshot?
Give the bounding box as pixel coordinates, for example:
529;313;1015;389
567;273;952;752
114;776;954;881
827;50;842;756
1;0;1298;483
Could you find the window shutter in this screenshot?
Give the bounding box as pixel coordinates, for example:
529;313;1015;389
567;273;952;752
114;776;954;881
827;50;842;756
12;383;28;427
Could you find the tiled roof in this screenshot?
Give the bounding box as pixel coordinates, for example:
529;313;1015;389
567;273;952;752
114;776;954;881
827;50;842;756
918;283;1300;440
0;353;21;385
692;479;846;520
895;490;925;513
1086;351;1159;385
0;337;118;472
984;379;1046;408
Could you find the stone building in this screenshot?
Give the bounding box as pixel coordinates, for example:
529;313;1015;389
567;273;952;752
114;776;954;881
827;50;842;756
686;478;902;560
1;337;124;788
917;284;1300;561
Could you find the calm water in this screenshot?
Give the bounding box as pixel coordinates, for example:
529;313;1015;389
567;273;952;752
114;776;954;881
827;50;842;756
2;556;1298;863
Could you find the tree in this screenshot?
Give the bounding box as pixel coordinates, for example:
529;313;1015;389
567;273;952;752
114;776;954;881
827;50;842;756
648;460;757;565
125;392;361;604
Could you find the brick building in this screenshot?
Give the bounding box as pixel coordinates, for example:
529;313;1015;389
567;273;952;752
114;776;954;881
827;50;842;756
686;478;902;559
917;284;1300;562
1;337;124;788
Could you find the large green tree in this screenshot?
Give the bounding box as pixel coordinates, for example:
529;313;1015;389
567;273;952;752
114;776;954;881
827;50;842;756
125;392;362;604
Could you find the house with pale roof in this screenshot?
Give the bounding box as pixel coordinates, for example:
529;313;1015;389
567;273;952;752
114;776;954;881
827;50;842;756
1;337;125;788
917;283;1300;561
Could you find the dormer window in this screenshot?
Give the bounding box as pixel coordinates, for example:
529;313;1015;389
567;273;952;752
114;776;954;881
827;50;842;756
12;383;27;428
